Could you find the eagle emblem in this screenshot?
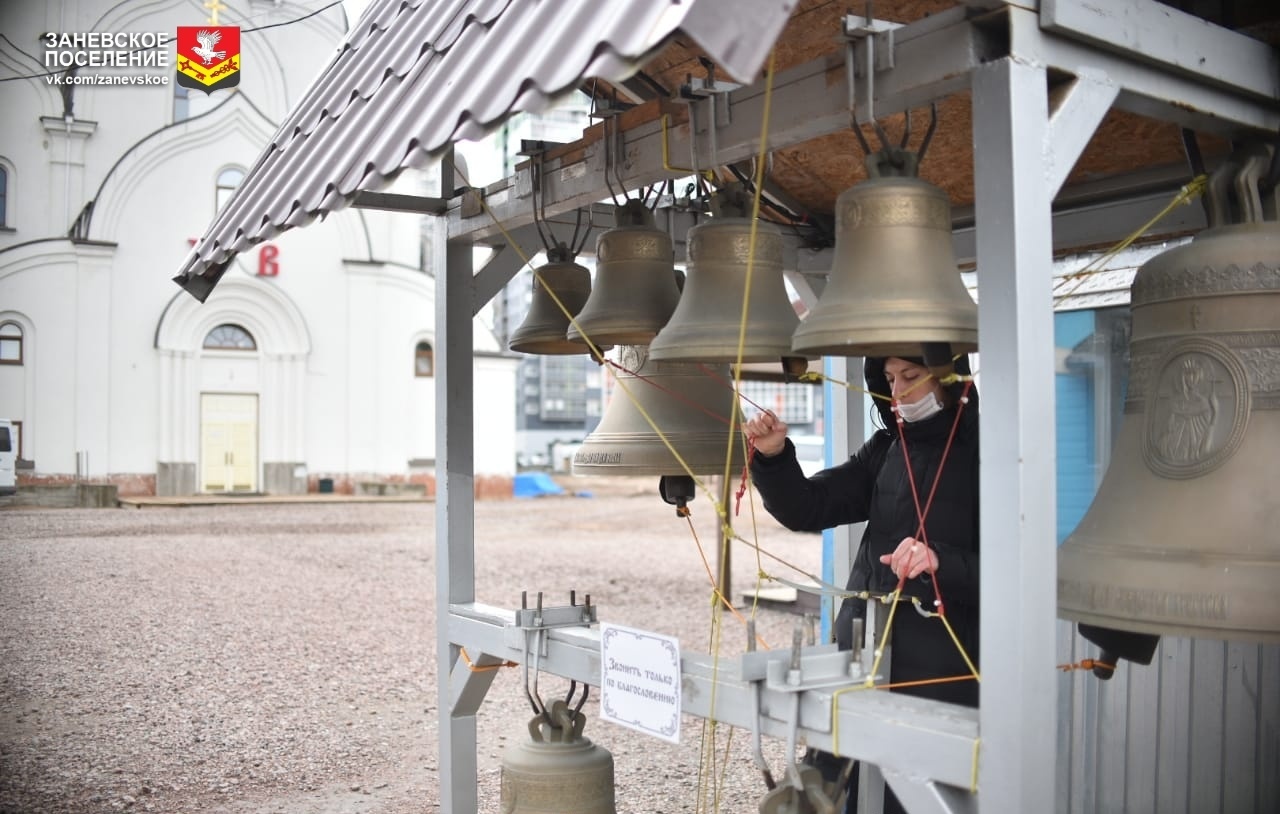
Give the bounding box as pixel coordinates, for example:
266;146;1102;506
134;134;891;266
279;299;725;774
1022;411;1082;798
191;29;226;65
176;25;241;94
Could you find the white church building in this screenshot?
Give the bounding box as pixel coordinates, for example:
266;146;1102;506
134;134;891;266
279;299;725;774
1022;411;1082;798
0;0;518;497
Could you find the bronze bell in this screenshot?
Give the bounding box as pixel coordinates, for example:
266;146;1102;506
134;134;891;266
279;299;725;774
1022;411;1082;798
500;700;616;814
790;174;977;359
509;247;607;356
1058;148;1280;647
649;218;802;363
566;201;681;348
573;345;745;476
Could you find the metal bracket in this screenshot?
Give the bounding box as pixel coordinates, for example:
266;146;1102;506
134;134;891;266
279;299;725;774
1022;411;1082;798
515;139;568;200
676;58;742;161
843;14;899;73
678;74;744;100
741;620;882;737
511;590;597;629
503;590;598;656
459;187;484;219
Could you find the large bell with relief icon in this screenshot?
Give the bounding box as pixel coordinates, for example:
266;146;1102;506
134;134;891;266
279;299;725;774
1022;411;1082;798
509;245;606;355
566;201;680;348
790;152;977;359
500;700;616;814
649;217;802;363
1058;145;1280;654
573;345;744;476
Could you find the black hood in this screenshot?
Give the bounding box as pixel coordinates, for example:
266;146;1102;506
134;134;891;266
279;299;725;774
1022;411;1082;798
864;354;978;430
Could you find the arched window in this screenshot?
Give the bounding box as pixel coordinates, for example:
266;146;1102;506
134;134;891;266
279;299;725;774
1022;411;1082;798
173;82;189;123
0;322;22;364
216;167;245;211
415;341;434;377
0;164;8;227
203;323;256;350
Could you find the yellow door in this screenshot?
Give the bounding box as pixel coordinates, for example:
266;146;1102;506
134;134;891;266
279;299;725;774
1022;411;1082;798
201;394;258;493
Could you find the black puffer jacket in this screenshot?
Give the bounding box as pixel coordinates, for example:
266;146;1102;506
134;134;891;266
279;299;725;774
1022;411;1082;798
749;356;980;707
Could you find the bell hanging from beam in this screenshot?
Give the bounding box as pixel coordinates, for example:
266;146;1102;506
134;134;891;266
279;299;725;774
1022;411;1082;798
1058;144;1280;668
500;698;616;814
790;148;977;361
649;217;804;363
573;345;744;476
509;244;609;356
566;200;681;348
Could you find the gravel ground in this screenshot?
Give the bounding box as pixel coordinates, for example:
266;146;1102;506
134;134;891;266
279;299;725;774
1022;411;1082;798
0;478;824;813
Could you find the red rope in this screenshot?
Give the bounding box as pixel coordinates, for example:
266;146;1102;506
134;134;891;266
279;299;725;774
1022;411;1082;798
890;379;974;614
695;362;771;414
606;359;730;425
735;439;756;516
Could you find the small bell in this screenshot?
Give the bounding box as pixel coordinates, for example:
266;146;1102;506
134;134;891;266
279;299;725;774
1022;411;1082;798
791;154;977;359
650;217;802;363
566;201;681;347
573;345;744;476
500;699;616;814
509;245;605;355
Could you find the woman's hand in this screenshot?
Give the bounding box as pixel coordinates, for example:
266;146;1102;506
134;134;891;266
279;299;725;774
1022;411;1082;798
879;537;939;580
743;411;789;457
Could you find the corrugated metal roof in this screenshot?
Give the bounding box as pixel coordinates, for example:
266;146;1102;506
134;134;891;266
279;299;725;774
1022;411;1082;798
173;0;796;301
960;240;1194;312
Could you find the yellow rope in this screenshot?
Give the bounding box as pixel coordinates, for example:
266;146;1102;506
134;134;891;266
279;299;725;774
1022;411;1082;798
938;613;981;682
830;680;874;758
971;737;981;793
1052;173;1208;303
866;585;903;684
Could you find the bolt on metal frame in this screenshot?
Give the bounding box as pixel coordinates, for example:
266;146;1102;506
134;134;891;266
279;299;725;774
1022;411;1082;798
434;2;1280;812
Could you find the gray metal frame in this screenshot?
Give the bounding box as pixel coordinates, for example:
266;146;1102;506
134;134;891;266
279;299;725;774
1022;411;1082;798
434;2;1280;812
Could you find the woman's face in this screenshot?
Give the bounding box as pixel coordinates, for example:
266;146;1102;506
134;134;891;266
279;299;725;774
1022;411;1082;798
883;357;944;404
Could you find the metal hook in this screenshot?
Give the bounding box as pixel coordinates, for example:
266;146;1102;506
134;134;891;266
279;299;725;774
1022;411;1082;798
611;91;629;200
872;120;893;154
688;94;702;186
522;627;548;718
917;102;939;162
530;153;555;254
569;205;594;256
572;682;590;717
844;33;874;159
602;113;625;207
864;0;876;126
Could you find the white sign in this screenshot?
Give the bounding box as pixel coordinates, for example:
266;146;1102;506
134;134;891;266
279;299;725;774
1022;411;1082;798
599;623;681;744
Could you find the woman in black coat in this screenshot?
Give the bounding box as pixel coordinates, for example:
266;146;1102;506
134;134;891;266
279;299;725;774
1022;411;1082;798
744;355;980;708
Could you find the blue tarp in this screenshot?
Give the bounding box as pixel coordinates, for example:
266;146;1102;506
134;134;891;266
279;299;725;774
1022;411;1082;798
513;472;565;498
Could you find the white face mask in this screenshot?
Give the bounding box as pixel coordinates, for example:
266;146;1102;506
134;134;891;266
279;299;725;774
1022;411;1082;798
895;391;943;423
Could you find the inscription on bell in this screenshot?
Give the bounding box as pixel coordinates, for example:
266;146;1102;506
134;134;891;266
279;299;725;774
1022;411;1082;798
598;233;668;261
575;451;624;464
840;195;949;231
1059;579;1228;621
690;231;783;265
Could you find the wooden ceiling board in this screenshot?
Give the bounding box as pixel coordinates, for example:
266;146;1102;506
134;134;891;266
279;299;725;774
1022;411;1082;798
609;0;1248;237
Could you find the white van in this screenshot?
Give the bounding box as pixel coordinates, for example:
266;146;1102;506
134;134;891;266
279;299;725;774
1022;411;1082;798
0;419;16;496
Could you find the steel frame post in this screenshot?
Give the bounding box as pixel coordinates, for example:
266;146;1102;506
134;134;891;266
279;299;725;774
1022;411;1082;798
971;57;1059;813
437;233;479;814
821;355;864;645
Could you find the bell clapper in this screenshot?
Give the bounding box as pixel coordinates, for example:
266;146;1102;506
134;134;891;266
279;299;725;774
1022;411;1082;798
658;475;698;516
